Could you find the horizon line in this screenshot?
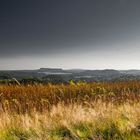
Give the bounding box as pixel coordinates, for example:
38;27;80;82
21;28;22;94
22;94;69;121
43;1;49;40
0;68;140;71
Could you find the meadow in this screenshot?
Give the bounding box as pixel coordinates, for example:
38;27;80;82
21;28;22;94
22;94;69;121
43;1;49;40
0;81;140;139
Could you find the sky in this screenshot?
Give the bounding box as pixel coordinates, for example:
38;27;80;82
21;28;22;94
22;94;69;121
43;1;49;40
1;0;140;70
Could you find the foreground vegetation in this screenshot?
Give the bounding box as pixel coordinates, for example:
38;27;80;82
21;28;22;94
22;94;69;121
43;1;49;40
0;81;140;139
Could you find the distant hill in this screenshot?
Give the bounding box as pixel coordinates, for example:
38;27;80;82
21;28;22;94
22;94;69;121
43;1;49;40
1;68;140;83
120;70;140;75
39;68;63;72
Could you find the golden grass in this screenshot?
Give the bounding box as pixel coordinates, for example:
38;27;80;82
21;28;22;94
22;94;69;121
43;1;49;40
0;81;140;139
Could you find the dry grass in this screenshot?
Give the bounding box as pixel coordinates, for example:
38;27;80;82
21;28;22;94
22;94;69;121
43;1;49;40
0;81;140;139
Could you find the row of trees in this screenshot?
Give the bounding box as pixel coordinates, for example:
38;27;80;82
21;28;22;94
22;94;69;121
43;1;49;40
0;75;72;84
1;74;140;85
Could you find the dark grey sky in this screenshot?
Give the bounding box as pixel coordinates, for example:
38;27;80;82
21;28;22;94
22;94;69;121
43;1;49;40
1;0;140;69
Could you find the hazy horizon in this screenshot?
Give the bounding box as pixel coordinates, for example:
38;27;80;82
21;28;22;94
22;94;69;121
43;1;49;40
1;0;140;70
1;66;140;71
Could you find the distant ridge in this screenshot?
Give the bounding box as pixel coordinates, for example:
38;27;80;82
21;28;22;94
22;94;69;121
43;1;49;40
1;68;140;82
39;68;63;72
